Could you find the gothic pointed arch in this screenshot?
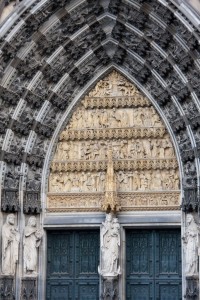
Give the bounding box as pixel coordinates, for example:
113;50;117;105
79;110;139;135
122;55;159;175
48;69;181;213
0;0;199;214
0;0;200;299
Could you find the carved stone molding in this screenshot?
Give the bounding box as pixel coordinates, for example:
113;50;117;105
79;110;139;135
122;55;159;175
47;193;104;212
23;191;41;214
0;276;15;300
47;191;180;212
83;95;151;109
59;127;166;141
182;187;199;212
51;158;178;172
21;278;37;300
1;189;19;212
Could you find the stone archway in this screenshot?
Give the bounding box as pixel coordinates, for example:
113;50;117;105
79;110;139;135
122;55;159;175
48;70;181;213
0;1;200;299
45;69;182;300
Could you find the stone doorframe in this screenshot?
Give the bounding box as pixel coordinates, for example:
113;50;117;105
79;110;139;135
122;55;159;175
41;210;182;300
39;65;185;299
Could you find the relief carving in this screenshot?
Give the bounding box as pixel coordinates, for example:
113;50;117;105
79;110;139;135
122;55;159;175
47;191;180;212
48;70;180;212
53;137;175;162
49;169;179;193
65;107;164;130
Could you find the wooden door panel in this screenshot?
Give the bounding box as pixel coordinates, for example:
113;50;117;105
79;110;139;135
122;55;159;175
46;230;99;300
126;229;182;300
127;281;153;300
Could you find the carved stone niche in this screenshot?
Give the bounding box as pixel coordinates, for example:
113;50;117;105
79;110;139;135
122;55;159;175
184;276;199;300
182;187;199;212
0;276;15;300
21;278;37;300
101;277;119;300
23;191;41;214
1;189;19;212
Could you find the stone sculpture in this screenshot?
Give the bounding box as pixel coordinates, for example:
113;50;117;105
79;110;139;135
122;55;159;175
99;213;120;277
2;214;20;275
182;214;199;276
48;70;180;212
23;216;43;275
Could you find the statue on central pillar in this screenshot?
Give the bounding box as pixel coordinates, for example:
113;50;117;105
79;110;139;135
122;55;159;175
99;148;121;299
99;213;120;277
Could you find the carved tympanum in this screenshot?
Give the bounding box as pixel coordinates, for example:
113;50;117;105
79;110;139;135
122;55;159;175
48;70;180;212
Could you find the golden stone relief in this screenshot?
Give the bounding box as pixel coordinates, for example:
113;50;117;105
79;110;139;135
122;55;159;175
47;192;180;212
49;169;179;194
48;70;180;212
54;135;175;161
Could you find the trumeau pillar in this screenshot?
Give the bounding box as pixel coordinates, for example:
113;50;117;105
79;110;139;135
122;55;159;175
99;213;121;300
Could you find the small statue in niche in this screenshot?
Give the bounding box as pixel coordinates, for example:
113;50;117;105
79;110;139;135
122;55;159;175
99;214;120;277
2;214;20;275
23;216;43;275
182;214;199;276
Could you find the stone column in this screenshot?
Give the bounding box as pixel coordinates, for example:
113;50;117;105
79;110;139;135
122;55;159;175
99;213;121;300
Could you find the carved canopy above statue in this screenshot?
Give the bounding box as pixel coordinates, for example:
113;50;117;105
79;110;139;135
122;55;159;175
48;71;180;212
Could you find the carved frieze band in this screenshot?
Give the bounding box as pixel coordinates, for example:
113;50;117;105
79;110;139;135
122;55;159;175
51;158;178;172
82;95;151;108
59;127;166;141
49;71;180;212
47;191;180;212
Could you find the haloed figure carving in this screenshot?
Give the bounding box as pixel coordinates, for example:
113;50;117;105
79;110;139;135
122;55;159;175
24;216;43;275
2;214;20;275
99;214;120;277
182;214;199;276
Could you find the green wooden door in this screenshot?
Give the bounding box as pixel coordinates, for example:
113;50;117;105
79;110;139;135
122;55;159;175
46;230;99;300
126;229;182;300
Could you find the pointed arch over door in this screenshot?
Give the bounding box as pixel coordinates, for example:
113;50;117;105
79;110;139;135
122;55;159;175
48;70;181;212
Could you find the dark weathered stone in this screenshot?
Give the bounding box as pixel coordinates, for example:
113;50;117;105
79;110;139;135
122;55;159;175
0;276;15;300
24;191;41;214
21;278;37;300
182;187;199;212
185;276;199;300
101;276;119;300
1;189;19;212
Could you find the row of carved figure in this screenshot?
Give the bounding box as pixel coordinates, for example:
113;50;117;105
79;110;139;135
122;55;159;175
99;213;199;278
66;107;163;130
49;169;179;193
2;214;43;276
54;137;175;161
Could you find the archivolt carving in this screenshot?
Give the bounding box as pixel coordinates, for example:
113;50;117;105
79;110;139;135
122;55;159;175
48;70;180;212
0;0;199;215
